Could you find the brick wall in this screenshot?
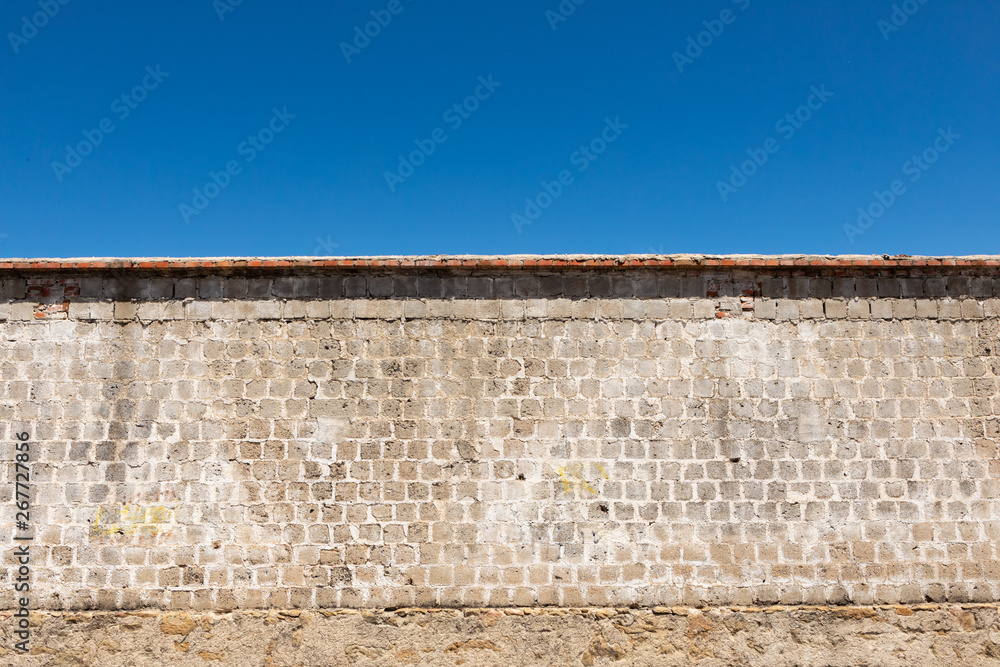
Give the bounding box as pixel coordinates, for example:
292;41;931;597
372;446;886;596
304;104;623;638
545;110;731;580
3;256;1000;611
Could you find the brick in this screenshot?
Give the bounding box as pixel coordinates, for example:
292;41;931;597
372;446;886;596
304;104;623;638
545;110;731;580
893;300;917;319
776;301;800;321
847;299;870;319
800;299;824;319
870;300;894;319
68;302;90;320
754;299;776;320
824;300;847;319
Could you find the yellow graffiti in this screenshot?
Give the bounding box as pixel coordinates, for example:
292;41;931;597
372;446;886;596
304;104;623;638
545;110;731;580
556;463;609;495
93;503;175;538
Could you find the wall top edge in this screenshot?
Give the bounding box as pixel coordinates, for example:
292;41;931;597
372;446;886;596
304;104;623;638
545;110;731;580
0;254;998;273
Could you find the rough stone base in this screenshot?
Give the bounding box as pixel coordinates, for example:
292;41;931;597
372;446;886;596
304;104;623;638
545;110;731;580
4;605;1000;666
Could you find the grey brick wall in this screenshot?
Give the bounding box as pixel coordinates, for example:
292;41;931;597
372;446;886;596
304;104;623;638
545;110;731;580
3;265;1000;610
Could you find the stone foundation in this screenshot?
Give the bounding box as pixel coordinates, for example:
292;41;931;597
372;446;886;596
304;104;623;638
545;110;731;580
3;605;1000;666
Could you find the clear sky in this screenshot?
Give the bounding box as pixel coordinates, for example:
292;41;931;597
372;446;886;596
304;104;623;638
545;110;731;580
1;0;997;258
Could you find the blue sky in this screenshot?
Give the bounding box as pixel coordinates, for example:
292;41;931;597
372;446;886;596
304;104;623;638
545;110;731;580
1;0;997;258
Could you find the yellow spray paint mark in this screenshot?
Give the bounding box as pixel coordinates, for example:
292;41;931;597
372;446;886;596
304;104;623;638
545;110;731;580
556;464;604;495
93;503;175;538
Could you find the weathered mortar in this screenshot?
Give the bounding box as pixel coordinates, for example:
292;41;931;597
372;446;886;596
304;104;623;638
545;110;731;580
3;255;1000;613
